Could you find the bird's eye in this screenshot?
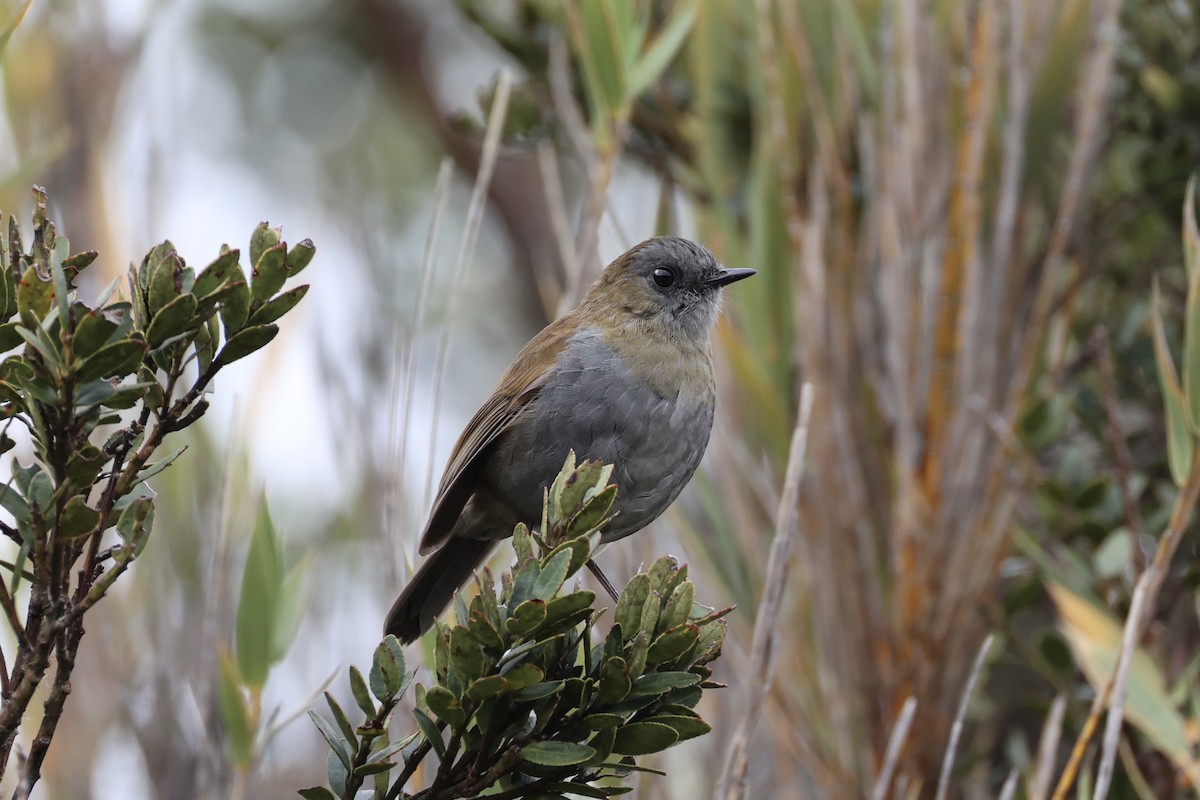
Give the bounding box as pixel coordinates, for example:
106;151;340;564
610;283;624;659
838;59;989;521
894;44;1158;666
652;267;676;288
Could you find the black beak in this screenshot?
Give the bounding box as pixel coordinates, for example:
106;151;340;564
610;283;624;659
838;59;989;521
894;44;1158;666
704;267;756;287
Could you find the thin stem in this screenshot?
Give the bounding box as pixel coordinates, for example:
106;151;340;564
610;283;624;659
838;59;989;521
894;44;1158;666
1051;448;1200;799
717;384;814;800
0;577;25;646
386;738;434;800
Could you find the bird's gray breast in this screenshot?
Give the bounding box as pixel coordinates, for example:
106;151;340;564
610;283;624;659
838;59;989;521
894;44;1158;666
485;329;715;541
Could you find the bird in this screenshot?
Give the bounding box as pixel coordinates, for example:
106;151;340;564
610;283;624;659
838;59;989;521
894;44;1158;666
385;236;754;643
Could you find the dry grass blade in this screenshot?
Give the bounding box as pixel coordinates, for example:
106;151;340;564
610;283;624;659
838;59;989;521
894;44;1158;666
1003;0;1124;425
1093;579;1149;799
390;156;454;560
1052;452;1200;799
872;696;918;800
715;382;815;800
935;633;995;800
424;68;514;507
534;142;577;319
997;768;1020;800
1029;694;1067;800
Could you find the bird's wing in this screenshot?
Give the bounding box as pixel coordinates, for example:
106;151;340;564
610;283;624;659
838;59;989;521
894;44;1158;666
418;320;577;554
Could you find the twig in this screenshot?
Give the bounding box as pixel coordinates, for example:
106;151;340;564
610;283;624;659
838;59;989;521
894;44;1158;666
715;383;814;800
935;633;994;800
0;577;25;646
425;68;513;510
872;696;918;800
385;737;434;800
585;558;618;602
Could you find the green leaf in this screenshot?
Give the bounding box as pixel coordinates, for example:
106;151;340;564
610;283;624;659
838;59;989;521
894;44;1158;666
538;782;618;799
247;284;309;327
598;657;631;704
219;266;251;333
412;708;445;758
236;500;284;689
647;714;711;742
0;483;30;524
308;710;353;772
15;325;62;372
614;573;650;642
369;635;407;701
521;741;597;767
544;590;597;627
544;536;595;581
217;651;253;769
556;457;612;519
59;496;99;539
692;619;727;666
146;293;198;349
645;555;681;596
510;558;542;607
512;680;563;702
627;0;698;97
115;497;154;550
326;747;348;796
513;522;535;562
251;243;289;303
646;624;700;665
425;685;466;726
1152;281;1194;486
215;324;278;367
466;674;510;701
16;266;54;329
72;312;117;358
194;315;216;374
352;761;394;777
349;666;375;717
1185;247;1200;431
145;242;183;315
74;339;147;383
533;547;572;601
297;788;338;800
250;222;281;268
287;239;316;275
323;692;358;749
193;248;240;298
661;580;695;632
505;598;549;637
499;662;544;691
567;484;617;535
196;278;248;319
449;626;485;681
0;322;22;353
611;721;678;755
626;629;650;677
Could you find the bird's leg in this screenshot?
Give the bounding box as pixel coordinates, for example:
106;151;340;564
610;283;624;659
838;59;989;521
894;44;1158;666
586;558;620;602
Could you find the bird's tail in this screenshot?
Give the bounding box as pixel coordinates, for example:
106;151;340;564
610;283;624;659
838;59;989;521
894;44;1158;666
384;538;495;643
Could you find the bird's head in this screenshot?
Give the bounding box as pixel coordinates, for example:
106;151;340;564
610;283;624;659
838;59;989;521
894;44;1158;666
587;237;755;341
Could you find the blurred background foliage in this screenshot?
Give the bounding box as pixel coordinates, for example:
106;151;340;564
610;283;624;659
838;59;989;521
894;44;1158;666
3;0;1200;797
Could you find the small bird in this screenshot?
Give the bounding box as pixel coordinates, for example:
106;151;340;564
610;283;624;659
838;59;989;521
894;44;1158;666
385;236;753;643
